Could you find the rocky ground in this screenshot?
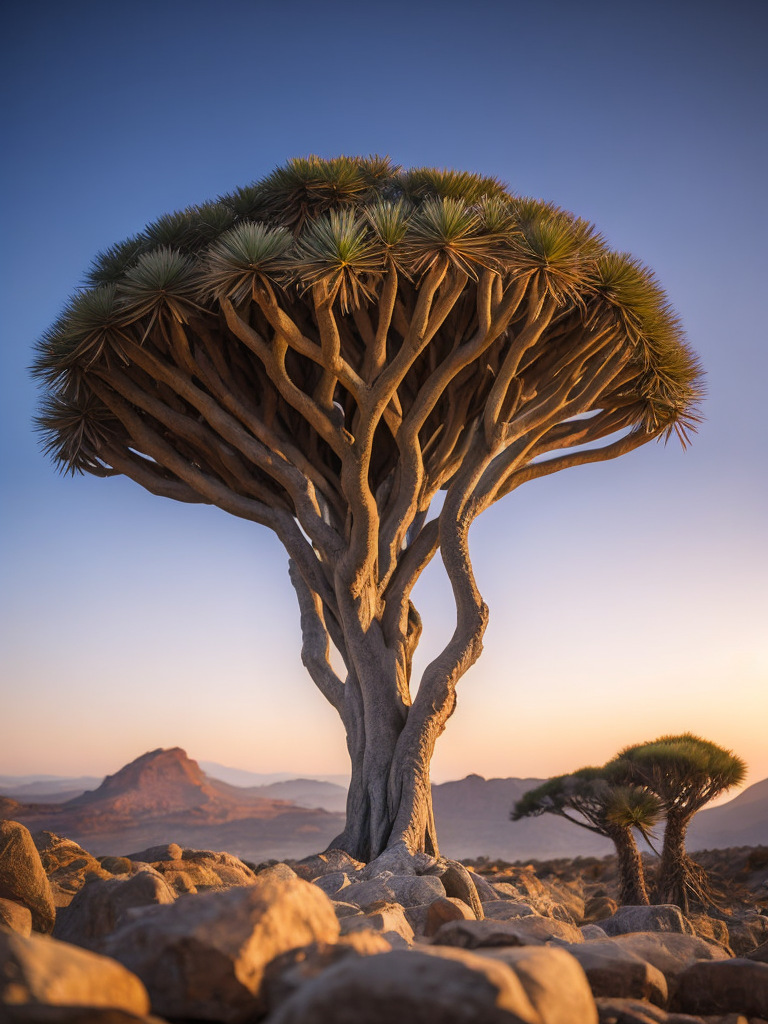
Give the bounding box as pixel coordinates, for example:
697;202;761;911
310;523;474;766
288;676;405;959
2;818;768;1023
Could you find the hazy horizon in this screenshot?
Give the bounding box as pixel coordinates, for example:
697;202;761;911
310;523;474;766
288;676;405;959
2;2;766;792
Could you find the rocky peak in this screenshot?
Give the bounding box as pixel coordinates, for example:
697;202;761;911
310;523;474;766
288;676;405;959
67;748;219;815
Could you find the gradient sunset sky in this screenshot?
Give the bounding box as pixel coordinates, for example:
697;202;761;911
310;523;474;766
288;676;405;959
1;0;766;790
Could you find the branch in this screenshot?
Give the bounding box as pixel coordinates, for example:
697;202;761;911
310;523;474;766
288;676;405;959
289;558;345;714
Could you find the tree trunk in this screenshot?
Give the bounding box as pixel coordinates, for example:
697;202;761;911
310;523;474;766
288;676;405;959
610;827;650;905
656;813;698;912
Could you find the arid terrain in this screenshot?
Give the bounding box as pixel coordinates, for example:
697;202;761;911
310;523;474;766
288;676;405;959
2;747;766;862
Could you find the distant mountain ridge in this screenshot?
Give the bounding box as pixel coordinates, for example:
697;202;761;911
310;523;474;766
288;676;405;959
1;751;765;862
0;748;345;861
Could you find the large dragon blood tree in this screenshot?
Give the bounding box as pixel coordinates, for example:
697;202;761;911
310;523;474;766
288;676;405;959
33;156;702;862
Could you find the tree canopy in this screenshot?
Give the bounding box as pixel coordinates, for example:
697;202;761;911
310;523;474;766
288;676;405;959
32;156;704;861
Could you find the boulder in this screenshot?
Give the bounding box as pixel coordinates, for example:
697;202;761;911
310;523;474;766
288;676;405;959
53;871;177;950
746;938;768;963
263;946;543;1023
341;877;396;909
137;849;257;892
262;933;391;1011
584;896;618;923
581;925;609;941
686;912;731;950
672;958;768;1017
32;833;110;908
386;873;445;908
0;897;32;937
431;915;583;949
0;1008;166;1023
358;841;439;879
727;912;768;955
102;871;339;1021
311;871;349;898
0;928;149;1014
477;946;598;1024
593;996;710;1022
98;857;133;876
0;822;56;934
180;849;257;888
294;849;364;881
425;897;476;937
124;844;183;862
331;900;362;919
469;869;503;903
611;932;730;988
254;862;297;884
600;906;695;938
339;900;414;945
483;901;536;921
441;861;484;920
556;940;668;1006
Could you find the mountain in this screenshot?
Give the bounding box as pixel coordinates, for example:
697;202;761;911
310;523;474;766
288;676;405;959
0;776;103;803
2;754;764;863
235;780;348;814
688;777;768;850
200;762;350;790
431;774;613;861
430;774;768;861
2;748;344;861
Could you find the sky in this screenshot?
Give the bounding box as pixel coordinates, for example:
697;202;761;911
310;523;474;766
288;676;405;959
1;0;766;793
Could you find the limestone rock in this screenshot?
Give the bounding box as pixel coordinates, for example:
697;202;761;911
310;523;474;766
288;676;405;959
254;861;297;883
403;902;432;934
557;940;668;1006
0;822;56;934
0;897;32;937
746;938;768;963
610;932;730;988
581;925;609;941
600;905;695;938
98;857;133;876
294;849;364;880
101;871;339;1021
727;913;768;955
311;871;349;898
32;833;110;908
431;915;583;949
0;1008;166;1023
53;871;177;950
262;934;391;1012
264;946;543;1023
441;862;484;920
425;897;476;937
358;841;439;880
386;873;445;908
469;869;503;903
477;946;599;1024
672;958;768;1017
687;912;731;950
341;877;396;909
584;896;618;923
483;901;536;921
0;928;149;1014
339;901;414;945
593;996;710;1022
331;900;362;919
124;843;182;862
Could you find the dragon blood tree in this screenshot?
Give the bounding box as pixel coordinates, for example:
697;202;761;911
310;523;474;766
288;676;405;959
33;156;702;862
512;768;663;905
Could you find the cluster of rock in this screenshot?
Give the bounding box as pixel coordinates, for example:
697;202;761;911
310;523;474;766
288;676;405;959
2;818;768;1023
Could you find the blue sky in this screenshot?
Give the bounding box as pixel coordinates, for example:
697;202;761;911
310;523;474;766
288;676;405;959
1;0;766;787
